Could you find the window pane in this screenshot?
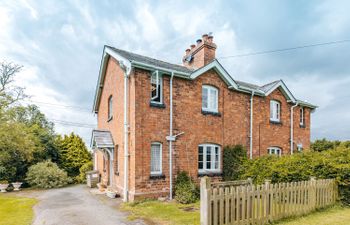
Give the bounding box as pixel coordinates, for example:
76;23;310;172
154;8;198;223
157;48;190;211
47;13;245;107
276;103;280;120
202;87;208;109
151;144;161;173
270;101;274;119
215;147;219;169
151;73;161;103
210;89;217;111
198;146;203;170
206;146;211;169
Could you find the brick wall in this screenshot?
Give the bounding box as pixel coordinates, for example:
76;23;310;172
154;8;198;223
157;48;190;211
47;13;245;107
95;59;312;200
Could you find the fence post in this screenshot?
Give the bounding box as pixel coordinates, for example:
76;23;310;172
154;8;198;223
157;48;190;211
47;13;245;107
265;179;271;221
247;177;253;186
201;176;211;225
310;177;317;210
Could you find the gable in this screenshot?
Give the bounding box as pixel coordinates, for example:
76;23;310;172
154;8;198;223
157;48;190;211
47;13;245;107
190;60;239;89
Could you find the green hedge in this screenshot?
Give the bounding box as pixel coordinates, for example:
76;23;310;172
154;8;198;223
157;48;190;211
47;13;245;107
222;145;247;181
239;145;350;205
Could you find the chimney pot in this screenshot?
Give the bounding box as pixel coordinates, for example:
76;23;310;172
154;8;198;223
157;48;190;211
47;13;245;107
208;35;213;43
190;44;196;49
185;48;191;54
196;39;202;45
202;34;209;42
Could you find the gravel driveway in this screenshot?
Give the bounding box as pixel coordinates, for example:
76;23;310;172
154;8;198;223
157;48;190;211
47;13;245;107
31;185;145;225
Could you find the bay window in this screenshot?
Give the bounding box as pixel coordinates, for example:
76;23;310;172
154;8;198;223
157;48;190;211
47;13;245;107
198;144;220;173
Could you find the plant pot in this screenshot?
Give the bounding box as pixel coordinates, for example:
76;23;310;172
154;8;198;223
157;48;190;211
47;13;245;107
12;182;22;191
0;184;9;193
106;190;117;199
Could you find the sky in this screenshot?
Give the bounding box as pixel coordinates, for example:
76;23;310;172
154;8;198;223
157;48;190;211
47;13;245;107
1;0;350;145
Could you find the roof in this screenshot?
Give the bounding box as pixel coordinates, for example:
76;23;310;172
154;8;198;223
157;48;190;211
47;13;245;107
107;46;194;74
93;46;317;112
91;130;114;148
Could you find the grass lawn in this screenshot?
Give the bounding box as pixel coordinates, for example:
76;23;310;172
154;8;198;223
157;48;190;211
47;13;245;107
276;205;350;225
122;200;349;225
0;195;38;225
121;200;200;225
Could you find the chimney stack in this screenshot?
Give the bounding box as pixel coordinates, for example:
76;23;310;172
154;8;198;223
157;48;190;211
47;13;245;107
182;33;217;69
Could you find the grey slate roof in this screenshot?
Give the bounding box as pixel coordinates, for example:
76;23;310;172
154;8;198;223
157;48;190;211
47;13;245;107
259;80;280;93
107;46;194;74
91;130;114;148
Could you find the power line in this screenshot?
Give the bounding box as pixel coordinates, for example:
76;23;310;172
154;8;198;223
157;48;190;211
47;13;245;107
21;100;92;112
218;39;350;59
49;119;96;128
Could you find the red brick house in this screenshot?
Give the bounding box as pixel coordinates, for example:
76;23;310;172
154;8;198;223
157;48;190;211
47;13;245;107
91;34;316;202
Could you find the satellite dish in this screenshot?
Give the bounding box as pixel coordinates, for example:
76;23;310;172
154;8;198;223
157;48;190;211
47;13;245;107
185;54;193;62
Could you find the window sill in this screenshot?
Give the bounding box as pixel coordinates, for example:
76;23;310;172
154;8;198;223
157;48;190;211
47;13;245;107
299;124;306;128
150;174;166;180
270;120;282;125
202;110;221;117
107;116;113;122
150;102;166;109
198;172;222;177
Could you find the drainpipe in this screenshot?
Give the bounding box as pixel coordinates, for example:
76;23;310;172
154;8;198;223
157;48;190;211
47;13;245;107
120;61;130;202
169;72;174;200
290;101;299;155
249;91;255;159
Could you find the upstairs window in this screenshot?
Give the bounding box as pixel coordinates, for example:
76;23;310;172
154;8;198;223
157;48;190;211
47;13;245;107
268;147;282;156
150;142;162;175
300;107;304;126
270;100;280;122
198;144;220;173
108;95;113;121
202;85;218;112
151;71;162;104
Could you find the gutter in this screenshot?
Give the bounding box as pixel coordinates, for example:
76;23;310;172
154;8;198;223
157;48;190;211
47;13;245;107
119;60;131;202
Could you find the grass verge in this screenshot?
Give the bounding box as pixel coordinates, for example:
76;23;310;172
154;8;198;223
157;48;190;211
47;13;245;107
275;204;350;225
121;200;200;225
0;195;38;225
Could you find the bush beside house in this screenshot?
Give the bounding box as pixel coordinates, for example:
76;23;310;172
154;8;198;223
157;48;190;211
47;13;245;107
175;171;199;204
26;161;71;188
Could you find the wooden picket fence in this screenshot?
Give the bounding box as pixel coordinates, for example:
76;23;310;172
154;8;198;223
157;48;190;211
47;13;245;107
200;177;338;225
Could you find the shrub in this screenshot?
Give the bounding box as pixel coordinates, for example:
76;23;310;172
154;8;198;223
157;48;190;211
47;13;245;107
174;171;199;204
76;161;93;183
26;161;70;188
240;146;350;205
311;138;340;152
223;145;247;181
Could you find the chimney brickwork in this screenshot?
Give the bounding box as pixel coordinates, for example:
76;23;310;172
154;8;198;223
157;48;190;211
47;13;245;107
182;33;217;69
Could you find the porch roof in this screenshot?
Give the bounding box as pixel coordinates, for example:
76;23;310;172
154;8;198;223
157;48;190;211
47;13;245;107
91;129;114;149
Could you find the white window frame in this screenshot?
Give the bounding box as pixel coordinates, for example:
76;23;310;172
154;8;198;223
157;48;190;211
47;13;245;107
198;144;221;173
300;107;304;126
150;142;162;175
150;71;163;104
268;147;282;156
202;85;218;113
108;95;113;120
270;100;280;122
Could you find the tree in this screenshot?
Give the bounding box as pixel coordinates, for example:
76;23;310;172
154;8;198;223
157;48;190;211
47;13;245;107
311;138;341;152
57;133;92;178
0;61;25;108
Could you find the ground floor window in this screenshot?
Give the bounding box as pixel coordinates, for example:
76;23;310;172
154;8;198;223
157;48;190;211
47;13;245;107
268;147;282;156
198;144;220;173
297;144;303;152
151;142;162;175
